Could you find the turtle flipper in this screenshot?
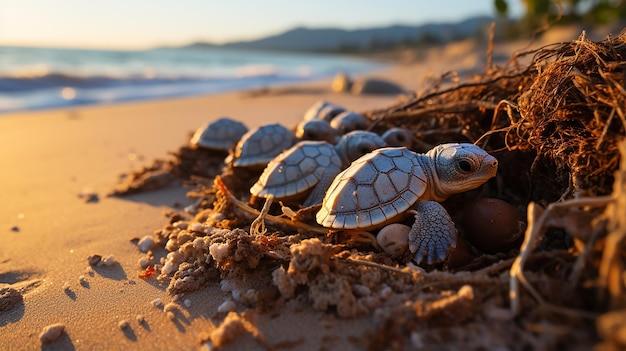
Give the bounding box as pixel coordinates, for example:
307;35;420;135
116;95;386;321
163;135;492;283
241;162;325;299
302;164;341;207
408;201;457;265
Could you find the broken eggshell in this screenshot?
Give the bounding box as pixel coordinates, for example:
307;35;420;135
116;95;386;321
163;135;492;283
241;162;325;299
462;197;524;254
376;223;410;258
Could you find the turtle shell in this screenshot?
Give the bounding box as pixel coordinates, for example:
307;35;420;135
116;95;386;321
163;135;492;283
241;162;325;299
250;141;342;199
230;124;297;168
316;147;427;230
330;111;369;134
190;118;248;151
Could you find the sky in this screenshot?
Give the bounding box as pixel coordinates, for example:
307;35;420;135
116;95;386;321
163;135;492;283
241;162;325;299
0;0;524;50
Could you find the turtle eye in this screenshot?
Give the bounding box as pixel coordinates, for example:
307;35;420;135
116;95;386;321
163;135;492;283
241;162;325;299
458;159;473;173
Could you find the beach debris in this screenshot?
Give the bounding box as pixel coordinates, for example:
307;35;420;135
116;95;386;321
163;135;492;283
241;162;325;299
190;117;248;151
200;311;269;350
138;266;156;279
226;123;297;169
10;226;19;232
39;323;66;344
0;287;23;311
329;111;369;134
77;188;99;203
108;159;178;196
317;143;498;264
250;131;386;207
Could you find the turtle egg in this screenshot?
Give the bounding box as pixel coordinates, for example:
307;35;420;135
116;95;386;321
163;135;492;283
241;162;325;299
462;198;523;254
377;223;410;258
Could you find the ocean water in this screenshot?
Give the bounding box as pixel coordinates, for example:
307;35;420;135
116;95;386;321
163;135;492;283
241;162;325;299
0;46;383;113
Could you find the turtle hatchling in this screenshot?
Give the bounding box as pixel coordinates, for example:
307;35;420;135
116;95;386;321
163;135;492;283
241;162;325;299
227;123;297;168
189;117;248;151
316;143;498;264
330;111;369;134
295;119;338;143
250;131;387;207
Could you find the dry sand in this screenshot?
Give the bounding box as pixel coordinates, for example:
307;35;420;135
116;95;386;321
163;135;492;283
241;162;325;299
0;30;593;350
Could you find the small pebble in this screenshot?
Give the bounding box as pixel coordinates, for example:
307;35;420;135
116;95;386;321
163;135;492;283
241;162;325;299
190;223;203;232
137;235;155;253
138;257;152;269
39;323;65;343
84;266;94;275
87;254;102;266
136;315;146;324
78;275;86;283
151;298;163;308
217;300;237;313
10;226;19;232
118;320;130;330
62;282;71;291
166;311;176;321
0;287;23;311
164;302;179;313
183;299;192;308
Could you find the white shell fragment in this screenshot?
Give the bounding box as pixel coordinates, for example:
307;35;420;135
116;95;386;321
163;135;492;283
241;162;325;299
317;143;498;264
229;123;297;168
138;235;155;253
190;117;248;151
377;223;410;258
217;299;237;313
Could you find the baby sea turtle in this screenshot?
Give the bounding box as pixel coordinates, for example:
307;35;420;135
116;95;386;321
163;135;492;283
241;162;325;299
228;123;297;168
189;117;248;151
316;143;498;264
250;131;387;207
302;100;332;121
330;111;369;134
381;128;414;148
295;119;338;143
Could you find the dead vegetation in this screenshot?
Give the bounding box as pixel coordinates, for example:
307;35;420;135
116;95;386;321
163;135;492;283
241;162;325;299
122;30;625;350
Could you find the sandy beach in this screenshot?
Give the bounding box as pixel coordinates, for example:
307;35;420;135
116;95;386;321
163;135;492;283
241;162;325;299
1;27;621;350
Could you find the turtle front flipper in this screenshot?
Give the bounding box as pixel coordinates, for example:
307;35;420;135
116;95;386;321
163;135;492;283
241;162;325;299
408;201;457;265
302;163;341;207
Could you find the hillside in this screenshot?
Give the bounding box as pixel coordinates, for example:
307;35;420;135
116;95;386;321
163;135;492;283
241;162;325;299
185;16;494;52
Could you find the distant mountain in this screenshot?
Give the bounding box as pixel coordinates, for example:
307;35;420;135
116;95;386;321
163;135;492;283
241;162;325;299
185;16;494;52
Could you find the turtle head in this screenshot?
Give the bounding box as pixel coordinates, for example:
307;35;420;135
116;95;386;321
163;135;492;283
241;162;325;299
335;131;387;165
426;143;498;200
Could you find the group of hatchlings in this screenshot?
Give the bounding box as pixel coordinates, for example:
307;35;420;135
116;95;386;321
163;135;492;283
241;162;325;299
189;100;500;266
